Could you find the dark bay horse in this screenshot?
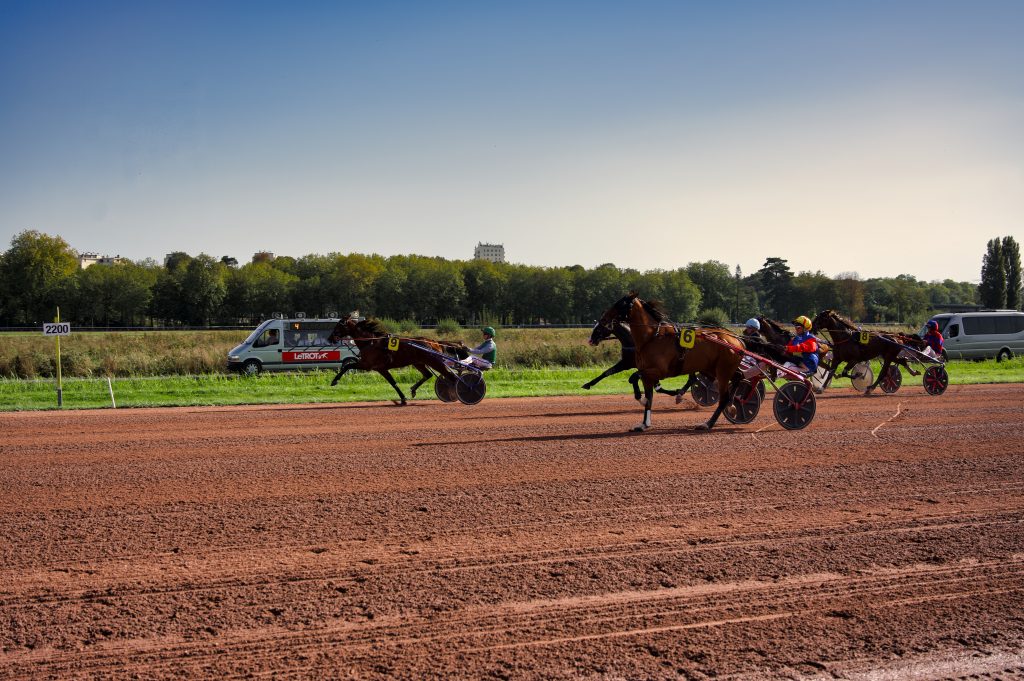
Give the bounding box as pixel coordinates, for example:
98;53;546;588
584;321;679;401
327;316;466;405
810;309;927;394
597;293;744;432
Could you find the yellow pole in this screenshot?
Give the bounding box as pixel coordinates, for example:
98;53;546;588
55;307;63;408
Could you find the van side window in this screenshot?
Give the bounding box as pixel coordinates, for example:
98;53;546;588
254;329;280;347
962;317;995;335
947;323;960;338
994;315;1024;334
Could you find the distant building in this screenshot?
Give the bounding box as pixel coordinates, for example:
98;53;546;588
252;251;276;264
79;252;125;269
473;243;505;263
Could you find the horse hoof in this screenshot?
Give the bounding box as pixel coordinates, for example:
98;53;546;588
630;424;650;432
674;394;684;404
694;423;711;432
724;405;737;419
582;384;592;390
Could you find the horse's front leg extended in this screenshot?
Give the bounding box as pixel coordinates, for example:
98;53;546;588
331;362;357;386
378;369;408;405
583;358;630;390
631;377;656;432
628;371;642;400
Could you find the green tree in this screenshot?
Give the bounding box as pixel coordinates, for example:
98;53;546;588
72;261;156;326
179;255;227;325
834;273;867;320
757;257;795;320
1002;236;1022;310
979;238;1006;309
685;261;734;315
224;262;297;322
462;258;510;324
791;271;838;319
0;230;79;324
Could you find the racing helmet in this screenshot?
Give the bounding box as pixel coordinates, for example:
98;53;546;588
482;326;496;337
926;320;938;331
793;315;812;331
744;318;760;330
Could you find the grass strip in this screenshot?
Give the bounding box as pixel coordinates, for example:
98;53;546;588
1;359;1022;412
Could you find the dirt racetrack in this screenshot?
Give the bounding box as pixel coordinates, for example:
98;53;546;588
2;383;1024;679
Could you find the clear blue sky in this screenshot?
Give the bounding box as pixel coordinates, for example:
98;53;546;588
2;1;1022;282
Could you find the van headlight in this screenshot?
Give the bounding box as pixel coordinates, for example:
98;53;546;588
228;354;240;361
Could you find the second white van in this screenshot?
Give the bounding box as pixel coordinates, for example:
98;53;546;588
924;311;1024;361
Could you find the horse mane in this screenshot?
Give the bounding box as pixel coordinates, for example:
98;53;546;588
758;316;789;335
357;317;389;336
820;309;858;331
639;298;669;322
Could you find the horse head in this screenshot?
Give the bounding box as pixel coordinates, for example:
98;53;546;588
597;292;640;330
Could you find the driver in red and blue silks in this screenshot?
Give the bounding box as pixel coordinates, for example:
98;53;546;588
923;320;944;357
785;315;820;375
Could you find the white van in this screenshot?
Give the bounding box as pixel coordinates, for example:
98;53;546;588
226;319;358;375
924;311;1024;361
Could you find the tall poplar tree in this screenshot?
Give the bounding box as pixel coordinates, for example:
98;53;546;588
1002;236;1022;310
978;238;1006;309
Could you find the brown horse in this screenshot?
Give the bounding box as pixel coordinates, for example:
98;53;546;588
326;315;466;405
597;293;744;432
810;309;927;394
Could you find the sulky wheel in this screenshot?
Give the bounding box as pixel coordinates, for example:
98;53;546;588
850;362;874;393
724;380;762;425
773;380;817;430
880;364;903;394
690;372;720;407
434;375;458;403
923;365;949;396
455;373;487;405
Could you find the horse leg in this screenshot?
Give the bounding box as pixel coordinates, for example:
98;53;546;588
631;377;656;432
696;373;738;431
583;358;630;390
330;363;356;386
628;370;643;400
865;359;889;395
409;365;432;399
673;374;697;404
378;369;408;405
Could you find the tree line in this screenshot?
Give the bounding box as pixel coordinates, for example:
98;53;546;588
0;229;1002;328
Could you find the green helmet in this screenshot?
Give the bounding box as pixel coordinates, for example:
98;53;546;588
482;326;495;337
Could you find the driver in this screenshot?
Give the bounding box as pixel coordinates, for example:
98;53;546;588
784;315;820;375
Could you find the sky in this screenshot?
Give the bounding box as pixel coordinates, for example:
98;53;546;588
2;1;1022;283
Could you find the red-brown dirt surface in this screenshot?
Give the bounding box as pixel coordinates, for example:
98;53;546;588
2;383;1024;680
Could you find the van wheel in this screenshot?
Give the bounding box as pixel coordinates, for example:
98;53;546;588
997;348;1013;363
242;359;262;376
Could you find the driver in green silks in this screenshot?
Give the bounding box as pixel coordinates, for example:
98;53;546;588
466;326;497;365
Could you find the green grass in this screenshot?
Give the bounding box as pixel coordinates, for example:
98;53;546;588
2;359;1023;411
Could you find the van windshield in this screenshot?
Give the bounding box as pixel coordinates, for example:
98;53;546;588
244;321;273;345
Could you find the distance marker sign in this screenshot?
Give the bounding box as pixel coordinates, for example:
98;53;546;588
42;322;71;336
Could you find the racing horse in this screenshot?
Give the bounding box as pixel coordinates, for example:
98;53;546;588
326;315;466;405
810;309;927;394
597;293;744;432
584;320;679;401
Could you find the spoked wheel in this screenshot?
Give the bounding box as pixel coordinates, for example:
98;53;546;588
880;364;903;394
434;375;458;403
773;381;817;430
455;373;487;405
850;362;874;393
691;372;720;407
724;380;762;425
923;365;949;396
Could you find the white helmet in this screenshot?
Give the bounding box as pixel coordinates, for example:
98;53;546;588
745;318;760;330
